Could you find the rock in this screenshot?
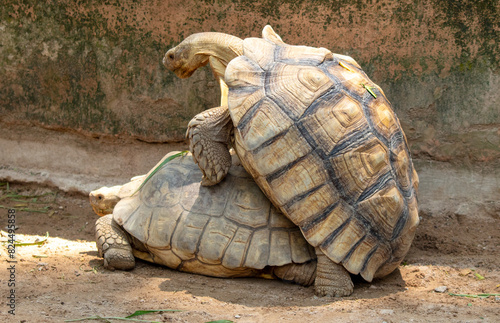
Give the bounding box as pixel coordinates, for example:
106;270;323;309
434;286;448;293
379;309;394;315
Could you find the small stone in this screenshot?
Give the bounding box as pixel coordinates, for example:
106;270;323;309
369;285;378;289
379;309;394;315
459;269;471;276
235;314;241;319
434;286;448;293
495;296;500;302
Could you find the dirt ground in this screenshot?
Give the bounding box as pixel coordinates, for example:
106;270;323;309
0;180;499;323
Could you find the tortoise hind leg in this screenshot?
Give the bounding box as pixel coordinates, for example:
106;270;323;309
187;106;233;186
272;260;317;286
314;248;354;297
95;214;135;270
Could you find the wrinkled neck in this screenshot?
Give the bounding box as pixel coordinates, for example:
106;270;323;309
187;32;243;67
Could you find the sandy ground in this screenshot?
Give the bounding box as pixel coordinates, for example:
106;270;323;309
0;182;499;323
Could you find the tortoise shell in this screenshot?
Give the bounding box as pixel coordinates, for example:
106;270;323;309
225;37;419;281
111;152;315;277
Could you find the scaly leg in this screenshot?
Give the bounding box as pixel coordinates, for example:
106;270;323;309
95;214;135;270
186;106;233;186
272;260;317;286
314;248;354;297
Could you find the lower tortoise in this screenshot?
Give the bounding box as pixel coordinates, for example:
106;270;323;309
90;151;317;287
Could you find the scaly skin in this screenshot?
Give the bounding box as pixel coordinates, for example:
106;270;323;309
186;106;233;186
95;214;135;270
314;248;354;297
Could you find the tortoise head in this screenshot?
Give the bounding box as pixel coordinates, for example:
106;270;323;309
89;186;122;217
163;33;210;78
163;32;243;79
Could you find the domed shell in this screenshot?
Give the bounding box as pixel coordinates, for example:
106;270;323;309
112;153;315;276
225;37;419;282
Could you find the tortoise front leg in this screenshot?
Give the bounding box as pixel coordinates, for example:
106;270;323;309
187;106;233;186
95;214;135;270
314;248;354;297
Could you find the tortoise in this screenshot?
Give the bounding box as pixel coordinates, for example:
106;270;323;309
163;26;419;296
90;151;317;287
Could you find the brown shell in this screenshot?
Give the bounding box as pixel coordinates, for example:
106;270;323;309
112;153;315;278
226;38;419;282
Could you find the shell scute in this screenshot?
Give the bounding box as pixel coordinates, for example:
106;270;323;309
226;56;266;125
268;64;333;120
357;181;405;240
321;217;367;264
243;229;270;269
268;153;330;207
270;206;295;228
302;200;353;246
342;234;378;275
222;227;252;268
225;178;271;228
329;137;391;201
240;125;312;177
326;59;371;98
198;217;238;265
180;177;230;217
368;99;400;142
361;243;391;282
144;204;184;248
238;98;294;151
268;230;293;266
299;94;367;155
171;212;209;261
284;183;340;226
391;141;413;192
277;45;333;66
290;230;316;263
242;37;275;69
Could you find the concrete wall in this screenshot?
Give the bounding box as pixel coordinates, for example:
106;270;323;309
1;0;499;163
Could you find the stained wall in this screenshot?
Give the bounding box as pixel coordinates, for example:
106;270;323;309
1;0;499;163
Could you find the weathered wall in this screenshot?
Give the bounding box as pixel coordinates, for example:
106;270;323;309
1;0;499;163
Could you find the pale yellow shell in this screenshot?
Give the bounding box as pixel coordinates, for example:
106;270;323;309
112;154;315;277
226;38;419;282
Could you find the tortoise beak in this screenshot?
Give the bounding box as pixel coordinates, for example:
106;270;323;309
163;48;176;69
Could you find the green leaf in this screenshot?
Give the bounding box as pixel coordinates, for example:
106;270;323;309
14;232;49;246
126;310;182;318
449;293;500;298
131;151;188;196
361;83;377;99
474;272;485;280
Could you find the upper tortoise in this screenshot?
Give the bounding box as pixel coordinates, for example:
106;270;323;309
164;26;419;297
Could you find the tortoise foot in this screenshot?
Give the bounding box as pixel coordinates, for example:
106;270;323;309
102;248;135;271
187;106;233;186
95;214;135;270
314;248;353;297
